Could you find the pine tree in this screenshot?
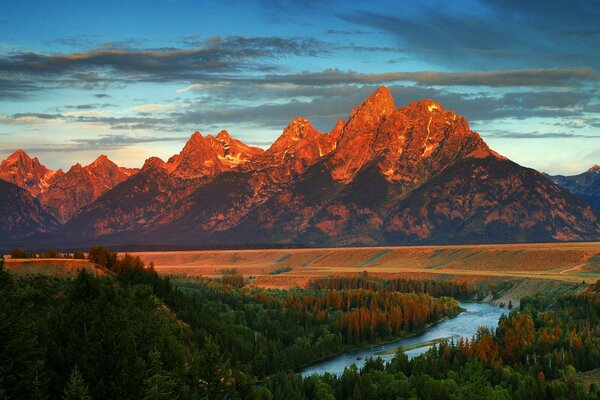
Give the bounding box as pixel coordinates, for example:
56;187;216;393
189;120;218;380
0;281;47;399
62;367;91;400
192;336;229;399
143;350;178;400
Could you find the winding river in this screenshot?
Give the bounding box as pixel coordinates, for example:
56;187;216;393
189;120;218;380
301;302;509;377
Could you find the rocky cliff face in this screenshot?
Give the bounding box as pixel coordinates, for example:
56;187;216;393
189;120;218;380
3;86;600;247
38;155;138;222
166;130;263;179
0;150;64;196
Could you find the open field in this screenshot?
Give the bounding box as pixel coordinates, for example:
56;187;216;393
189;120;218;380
4;258;107;277
577;368;600;391
129;242;600;289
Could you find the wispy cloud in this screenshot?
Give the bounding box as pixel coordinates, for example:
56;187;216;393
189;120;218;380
0;35;332;95
340;0;600;69
325;28;373;35
486;130;600;139
0;134;189;153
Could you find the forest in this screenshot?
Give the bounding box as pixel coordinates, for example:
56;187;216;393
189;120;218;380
1;248;599;399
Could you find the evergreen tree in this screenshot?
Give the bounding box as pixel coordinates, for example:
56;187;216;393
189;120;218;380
0;273;47;399
62;367;91;400
192;336;230;399
143;350;179;400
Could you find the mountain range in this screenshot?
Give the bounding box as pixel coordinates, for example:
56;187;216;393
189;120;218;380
2;86;600;248
546;166;600;213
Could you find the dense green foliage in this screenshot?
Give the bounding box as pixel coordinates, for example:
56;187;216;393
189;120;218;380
308;273;516;302
1;247;599;399
266;287;600;399
0;248;457;399
309;274;478;299
10;247;86;259
170;278;459;375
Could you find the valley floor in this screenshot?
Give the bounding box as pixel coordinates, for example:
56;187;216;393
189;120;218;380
129;242;600;289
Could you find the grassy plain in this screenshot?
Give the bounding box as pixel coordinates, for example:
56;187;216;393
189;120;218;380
4;258;107;277
130;242;600;288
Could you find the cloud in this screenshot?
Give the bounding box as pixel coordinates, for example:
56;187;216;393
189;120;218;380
70;134;188;149
1;80;597;135
0;35;332;92
169;81;600;132
242;68;600;88
98;39;146;49
345;45;406;53
127;103;176;113
0;110;177;131
45;34;99;48
325;28;373;35
0;134;189;154
339;0;600;69
0;77;41;99
0;113;64;125
485;130;600;139
63;103;115;110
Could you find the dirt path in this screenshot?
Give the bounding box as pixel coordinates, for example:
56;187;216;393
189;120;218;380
559;263;585;274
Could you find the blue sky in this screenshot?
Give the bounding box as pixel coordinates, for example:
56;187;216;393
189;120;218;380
0;0;599;174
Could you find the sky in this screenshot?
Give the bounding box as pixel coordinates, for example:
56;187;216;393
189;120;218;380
0;0;599;175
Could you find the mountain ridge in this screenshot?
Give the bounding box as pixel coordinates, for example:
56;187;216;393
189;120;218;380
547;166;600;212
2;86;600;247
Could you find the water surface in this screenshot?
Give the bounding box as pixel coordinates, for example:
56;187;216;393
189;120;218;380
301;302;509;377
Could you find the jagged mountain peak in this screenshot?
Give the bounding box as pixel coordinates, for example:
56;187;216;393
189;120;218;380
166;130;262;179
216;130;231;141
267;117;321;154
349;86;395;121
89;154;112;166
4;149;42;168
588;165;600;173
0;149;64;196
7;148;30;160
69;163;84;171
37;154;139;222
330;87;495;183
15;86;600;247
142;156;168;172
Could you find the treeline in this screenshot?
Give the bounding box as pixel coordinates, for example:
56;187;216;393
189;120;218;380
0;251;223;399
0;247;460;399
170;278;459;376
309;273;479;300
266;285;600;399
247;288;460;344
9;247;86;259
3;245;599;399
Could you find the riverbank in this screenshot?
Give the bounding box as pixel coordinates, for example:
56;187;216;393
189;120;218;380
294;307;463;374
375;336;453;356
301;302;508;376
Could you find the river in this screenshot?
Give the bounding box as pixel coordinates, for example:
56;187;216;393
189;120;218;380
301;302;509;377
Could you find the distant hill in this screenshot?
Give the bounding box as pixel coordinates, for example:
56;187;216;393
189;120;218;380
547;166;600;212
